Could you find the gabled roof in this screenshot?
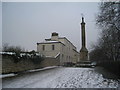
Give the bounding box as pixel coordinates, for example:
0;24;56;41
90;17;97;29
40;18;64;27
45;37;76;49
58;37;76;49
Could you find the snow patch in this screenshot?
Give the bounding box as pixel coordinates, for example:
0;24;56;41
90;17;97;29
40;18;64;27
0;52;15;55
27;66;59;72
55;52;60;58
0;73;17;78
46;52;60;58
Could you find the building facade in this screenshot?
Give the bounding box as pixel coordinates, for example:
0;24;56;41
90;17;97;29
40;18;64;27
37;32;79;65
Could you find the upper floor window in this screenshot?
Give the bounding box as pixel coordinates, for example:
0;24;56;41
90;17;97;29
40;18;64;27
52;45;55;50
62;54;64;59
42;45;45;51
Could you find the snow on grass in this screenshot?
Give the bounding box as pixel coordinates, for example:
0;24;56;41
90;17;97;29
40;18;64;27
2;67;119;88
46;68;119;88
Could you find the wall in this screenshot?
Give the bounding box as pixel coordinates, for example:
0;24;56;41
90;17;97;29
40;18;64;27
59;38;79;64
1;54;60;74
40;56;60;67
37;42;64;65
37;43;61;57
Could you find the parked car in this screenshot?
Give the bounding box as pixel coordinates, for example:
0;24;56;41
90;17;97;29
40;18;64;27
91;62;97;67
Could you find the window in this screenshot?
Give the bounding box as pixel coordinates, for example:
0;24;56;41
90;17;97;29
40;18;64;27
52;45;55;50
66;56;68;61
42;45;45;51
69;56;70;62
62;54;64;59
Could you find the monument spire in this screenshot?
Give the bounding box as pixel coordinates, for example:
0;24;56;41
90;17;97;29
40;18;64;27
80;17;88;61
82;17;84;23
81;17;86;48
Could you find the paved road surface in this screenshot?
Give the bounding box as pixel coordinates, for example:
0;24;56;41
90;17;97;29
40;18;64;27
2;67;120;88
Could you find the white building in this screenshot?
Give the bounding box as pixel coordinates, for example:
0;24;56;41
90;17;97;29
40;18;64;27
37;32;79;65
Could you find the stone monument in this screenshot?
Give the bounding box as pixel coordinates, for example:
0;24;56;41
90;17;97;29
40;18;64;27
80;17;88;61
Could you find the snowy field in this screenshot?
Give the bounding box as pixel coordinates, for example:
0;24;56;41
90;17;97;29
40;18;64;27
2;67;119;88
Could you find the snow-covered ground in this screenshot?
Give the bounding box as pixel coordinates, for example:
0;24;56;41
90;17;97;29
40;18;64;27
2;67;119;88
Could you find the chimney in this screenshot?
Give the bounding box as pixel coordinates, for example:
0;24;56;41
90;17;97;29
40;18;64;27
51;32;59;41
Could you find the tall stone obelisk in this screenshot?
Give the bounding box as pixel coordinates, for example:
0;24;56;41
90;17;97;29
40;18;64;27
80;17;88;61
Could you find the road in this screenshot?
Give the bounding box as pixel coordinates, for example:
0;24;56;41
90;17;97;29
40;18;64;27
2;67;120;88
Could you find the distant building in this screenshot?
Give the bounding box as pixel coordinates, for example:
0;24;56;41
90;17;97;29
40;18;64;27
37;32;79;65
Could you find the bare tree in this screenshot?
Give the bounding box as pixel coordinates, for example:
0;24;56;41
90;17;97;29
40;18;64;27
2;43;25;53
90;2;120;62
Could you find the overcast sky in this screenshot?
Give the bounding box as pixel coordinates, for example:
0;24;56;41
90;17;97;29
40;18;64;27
2;2;100;51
